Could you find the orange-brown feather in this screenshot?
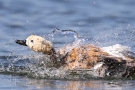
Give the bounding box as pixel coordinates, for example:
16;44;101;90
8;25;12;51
64;45;109;70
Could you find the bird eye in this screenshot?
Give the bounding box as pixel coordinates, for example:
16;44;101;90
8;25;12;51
31;40;34;43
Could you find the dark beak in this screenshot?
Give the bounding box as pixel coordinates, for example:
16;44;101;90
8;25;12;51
15;40;27;46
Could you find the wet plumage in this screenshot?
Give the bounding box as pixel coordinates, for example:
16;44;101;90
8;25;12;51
15;35;135;78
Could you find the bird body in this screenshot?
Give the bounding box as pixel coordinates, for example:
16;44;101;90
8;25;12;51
15;35;135;78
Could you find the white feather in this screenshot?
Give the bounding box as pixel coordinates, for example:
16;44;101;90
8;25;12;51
101;44;131;59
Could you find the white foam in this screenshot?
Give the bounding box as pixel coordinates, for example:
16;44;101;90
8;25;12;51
101;44;131;59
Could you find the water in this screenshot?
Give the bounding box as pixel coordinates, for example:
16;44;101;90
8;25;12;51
1;75;135;90
0;0;135;89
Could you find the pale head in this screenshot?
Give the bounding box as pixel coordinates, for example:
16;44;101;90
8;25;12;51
16;35;54;55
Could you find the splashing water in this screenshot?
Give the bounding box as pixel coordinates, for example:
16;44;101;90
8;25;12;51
0;29;96;80
49;28;82;39
45;28;86;47
47;28;87;55
0;54;97;80
0;29;134;80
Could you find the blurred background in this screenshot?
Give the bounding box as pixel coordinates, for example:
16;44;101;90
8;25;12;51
0;0;135;89
0;0;135;54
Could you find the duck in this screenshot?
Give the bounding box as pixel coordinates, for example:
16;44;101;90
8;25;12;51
15;35;135;78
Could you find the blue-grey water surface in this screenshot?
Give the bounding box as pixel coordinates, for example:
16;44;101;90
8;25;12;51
0;0;135;90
